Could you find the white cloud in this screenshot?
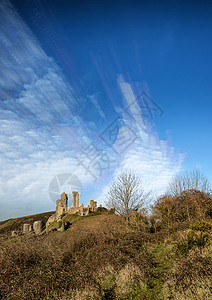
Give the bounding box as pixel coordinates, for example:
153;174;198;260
95;76;185;206
0;1;98;219
88;94;106;120
0;2;185;220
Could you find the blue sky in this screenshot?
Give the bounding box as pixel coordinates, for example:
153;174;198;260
0;0;212;220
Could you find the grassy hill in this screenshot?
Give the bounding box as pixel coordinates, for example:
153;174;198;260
0;211;211;299
0;211;55;238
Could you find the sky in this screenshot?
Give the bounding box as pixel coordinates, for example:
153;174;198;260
0;0;212;220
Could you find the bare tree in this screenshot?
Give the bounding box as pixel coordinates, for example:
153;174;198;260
167;169;211;222
168;169;211;197
106;170;150;220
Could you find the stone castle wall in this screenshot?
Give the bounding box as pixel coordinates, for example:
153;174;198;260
12;191;99;236
46;192;99;227
56;192;68;220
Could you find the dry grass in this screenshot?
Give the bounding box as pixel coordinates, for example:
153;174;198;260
0;214;152;299
162;244;212;299
0;211;55;238
0;212;211;299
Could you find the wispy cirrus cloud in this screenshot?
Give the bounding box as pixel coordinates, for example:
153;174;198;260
0;1;185;220
0;0;97;219
96;75;185;204
116;75;184;192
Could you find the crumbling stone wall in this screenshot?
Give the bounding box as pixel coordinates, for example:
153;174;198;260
46;191;100;229
56;192;68;220
23;224;33;234
88;200;97;212
79;203;89;216
22;221;44;235
68;191;80;214
46;213;56;227
33;221;43;234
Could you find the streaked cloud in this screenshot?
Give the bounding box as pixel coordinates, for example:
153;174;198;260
0;1;185;220
96;75;185;205
0;0;96;219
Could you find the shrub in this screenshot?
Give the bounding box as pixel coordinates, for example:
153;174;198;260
162;247;212;299
58;221;62;228
97;207;108;213
61;212;67;219
108;208;115;214
190;219;212;231
175;230;209;255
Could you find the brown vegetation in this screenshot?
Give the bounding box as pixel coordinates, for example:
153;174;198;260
0;214;153;299
0;170;211;299
0;211;55;240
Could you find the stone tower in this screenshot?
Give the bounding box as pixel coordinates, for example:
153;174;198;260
56;192;68;219
72;191;79;208
89;200;97;212
61;192;68;210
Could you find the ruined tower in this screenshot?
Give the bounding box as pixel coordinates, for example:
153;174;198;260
72;191;79;208
88;200;97;212
61;192;68;210
56;192;68;219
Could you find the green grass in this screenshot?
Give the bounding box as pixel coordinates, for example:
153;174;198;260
61;213;82;223
144;242;175;299
46;220;58;231
45;213;82;232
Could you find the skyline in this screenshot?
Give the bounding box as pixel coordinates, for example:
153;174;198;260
0;0;212;220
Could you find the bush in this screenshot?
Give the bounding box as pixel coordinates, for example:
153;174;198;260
108;208;115;214
58;220;62;228
97;207;108;213
162;247;212;299
0;214;152;299
0;211;211;299
175;230;209;255
190;219;212;231
61;212;67;219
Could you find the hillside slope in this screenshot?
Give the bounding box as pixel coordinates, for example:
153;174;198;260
0;211;55;238
0;212;211;299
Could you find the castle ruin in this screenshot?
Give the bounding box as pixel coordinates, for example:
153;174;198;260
56;192;68;219
68;191;97;216
46;192;99;227
11;191;99;237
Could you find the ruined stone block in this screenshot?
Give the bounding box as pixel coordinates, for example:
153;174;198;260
46;213;56;227
33;220;43;234
61;221;65;232
11;231;19;237
23;224;33;234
